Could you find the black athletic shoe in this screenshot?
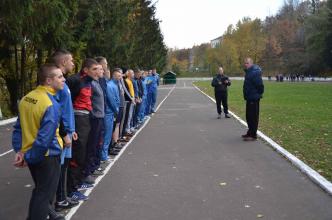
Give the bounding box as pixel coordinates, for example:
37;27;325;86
243;136;257;141
113;143;123;150
91;169;104;176
117;142;126;147
119;137;129;142
96;167;105;171
55;199;79;212
83;175;95;184
49;208;65;220
109;148;119;156
225;114;231;118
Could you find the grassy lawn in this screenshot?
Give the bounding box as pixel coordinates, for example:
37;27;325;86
194;80;332;182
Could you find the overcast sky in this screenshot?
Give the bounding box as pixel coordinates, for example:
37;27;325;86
154;0;285;49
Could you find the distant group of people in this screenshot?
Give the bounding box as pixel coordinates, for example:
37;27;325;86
12;49;159;220
276;74;306;82
269;74;310;82
211;57;264;141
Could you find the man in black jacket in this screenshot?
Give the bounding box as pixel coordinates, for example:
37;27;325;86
242;57;264;141
211;66;231;119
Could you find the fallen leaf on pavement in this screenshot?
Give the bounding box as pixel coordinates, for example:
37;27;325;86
257;214;264;218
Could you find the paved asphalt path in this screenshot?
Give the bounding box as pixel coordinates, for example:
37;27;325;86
0;79;331;220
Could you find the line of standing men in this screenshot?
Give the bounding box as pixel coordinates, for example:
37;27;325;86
12;49;159;220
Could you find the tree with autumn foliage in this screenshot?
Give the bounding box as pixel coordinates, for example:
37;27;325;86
169;0;332;77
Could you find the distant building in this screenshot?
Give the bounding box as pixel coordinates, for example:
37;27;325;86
210;36;223;48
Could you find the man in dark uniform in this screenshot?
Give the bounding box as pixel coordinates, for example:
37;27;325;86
211;66;231;119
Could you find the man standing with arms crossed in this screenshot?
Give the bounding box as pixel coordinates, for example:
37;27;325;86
12;64;65;220
242;57;264;141
211;66;231;119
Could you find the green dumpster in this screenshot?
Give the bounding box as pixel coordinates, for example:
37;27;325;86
163;71;177;85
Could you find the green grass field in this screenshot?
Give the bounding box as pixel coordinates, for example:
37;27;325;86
194;80;332;182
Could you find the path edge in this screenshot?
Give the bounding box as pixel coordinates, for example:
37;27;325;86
0;117;17;126
193;84;332;196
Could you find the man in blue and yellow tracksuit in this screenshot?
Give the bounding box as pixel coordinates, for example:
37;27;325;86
12;64;65;220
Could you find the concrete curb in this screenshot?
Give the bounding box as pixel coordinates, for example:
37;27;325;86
0;117;17;126
193;84;332;196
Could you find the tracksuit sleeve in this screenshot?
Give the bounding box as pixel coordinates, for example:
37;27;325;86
106;85;119;114
24;106;59;164
12;116;22;153
59;88;75;135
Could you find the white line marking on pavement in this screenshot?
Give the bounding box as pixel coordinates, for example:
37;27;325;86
0;117;16;157
155;86;175;112
193;84;332;196
0;149;13;157
0;117;17;126
66;86;175;219
158;87;173;90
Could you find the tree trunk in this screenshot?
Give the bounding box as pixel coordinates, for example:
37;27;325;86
5;78;19;114
14;45;19;80
20;43;26;97
37;49;43;68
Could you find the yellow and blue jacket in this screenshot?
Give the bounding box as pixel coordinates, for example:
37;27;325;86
12;86;63;164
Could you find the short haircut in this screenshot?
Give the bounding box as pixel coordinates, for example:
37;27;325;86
112;67;122;74
81;58;98;70
111;68;122;78
95;56;106;63
38;63;60;84
244;57;253;64
50;49;71;66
